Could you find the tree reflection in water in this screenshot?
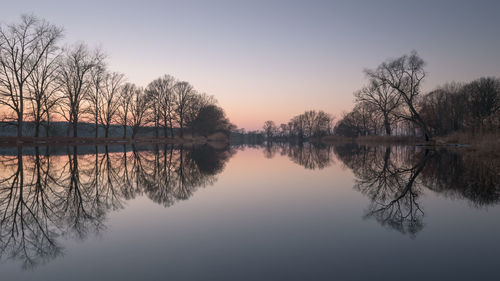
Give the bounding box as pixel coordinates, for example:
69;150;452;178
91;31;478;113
263;142;334;170
0;144;234;269
1;142;499;268
264;142;500;238
333;144;429;238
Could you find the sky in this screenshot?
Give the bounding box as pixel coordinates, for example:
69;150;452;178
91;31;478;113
1;0;499;130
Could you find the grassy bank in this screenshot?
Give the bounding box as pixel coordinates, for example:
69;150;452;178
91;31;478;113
322;133;499;149
436;132;500;156
321;135;421;145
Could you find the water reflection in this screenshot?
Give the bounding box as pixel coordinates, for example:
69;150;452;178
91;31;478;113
264;142;500;238
0;145;234;269
263;142;334;170
334;145;429;237
1;142;499;271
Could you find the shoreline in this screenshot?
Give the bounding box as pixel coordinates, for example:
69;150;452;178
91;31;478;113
0;136;228;147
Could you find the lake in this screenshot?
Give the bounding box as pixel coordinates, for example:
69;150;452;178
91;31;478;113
0;143;499;281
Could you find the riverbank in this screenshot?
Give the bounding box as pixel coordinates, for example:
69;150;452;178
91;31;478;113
0;132;229;147
322;133;499;150
321;135;421;145
435;132;500;157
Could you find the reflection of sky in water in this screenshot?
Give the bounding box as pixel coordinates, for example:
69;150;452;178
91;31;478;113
1;145;500;281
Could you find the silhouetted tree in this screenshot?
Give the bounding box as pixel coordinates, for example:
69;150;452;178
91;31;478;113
118;82;135;138
99;72;124;137
0;15;63;137
365;51;431;140
26;38;62;137
87;61;106;137
354;80;401;135
129;87;149;138
191;104;232;137
58;43;104;137
173;81;195;137
263;120;277;139
146;75;176;137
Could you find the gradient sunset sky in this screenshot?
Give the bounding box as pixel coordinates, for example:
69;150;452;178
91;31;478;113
1;0;499;130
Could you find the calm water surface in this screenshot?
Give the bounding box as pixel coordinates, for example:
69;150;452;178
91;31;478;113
1;144;499;281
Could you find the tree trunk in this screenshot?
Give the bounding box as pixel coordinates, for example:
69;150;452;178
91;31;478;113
73;115;78;138
169;118;174;137
18;88;24;138
46;113;51;137
95;116;99;138
35;122;40;138
123;116;128;138
383;114;391;135
17;111;23;138
163;116;168;138
179;116;184;138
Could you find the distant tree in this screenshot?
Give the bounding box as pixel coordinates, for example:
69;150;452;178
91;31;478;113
263;120;277;139
365;51;431;140
463;77;500;131
0;15;63;137
419;82;466;136
335;103;378;137
279;123;289;138
290;114;306;140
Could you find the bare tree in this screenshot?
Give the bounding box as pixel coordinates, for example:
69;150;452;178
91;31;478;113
0;15;63;137
185;92;217;135
118;82;135;138
463;77;500;132
26;43;62;137
129;87;149;138
58;43;103;137
173;81;194;138
147;75;176;137
355;80;401;135
87;61;106;137
263;120;277;139
99;72;124;138
365;51;431;140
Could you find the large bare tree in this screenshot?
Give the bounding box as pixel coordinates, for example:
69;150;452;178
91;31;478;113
129;87;149;138
365;51;431;140
99;72;124;138
0;15;63;137
118;82;136;138
26;43;62;137
147;75;176;137
173;81;195;138
87;61;106;137
58;43;103;137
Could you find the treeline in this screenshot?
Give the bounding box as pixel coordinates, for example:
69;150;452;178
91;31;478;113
0;15;233;138
335;51;500;140
262;110;334;141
